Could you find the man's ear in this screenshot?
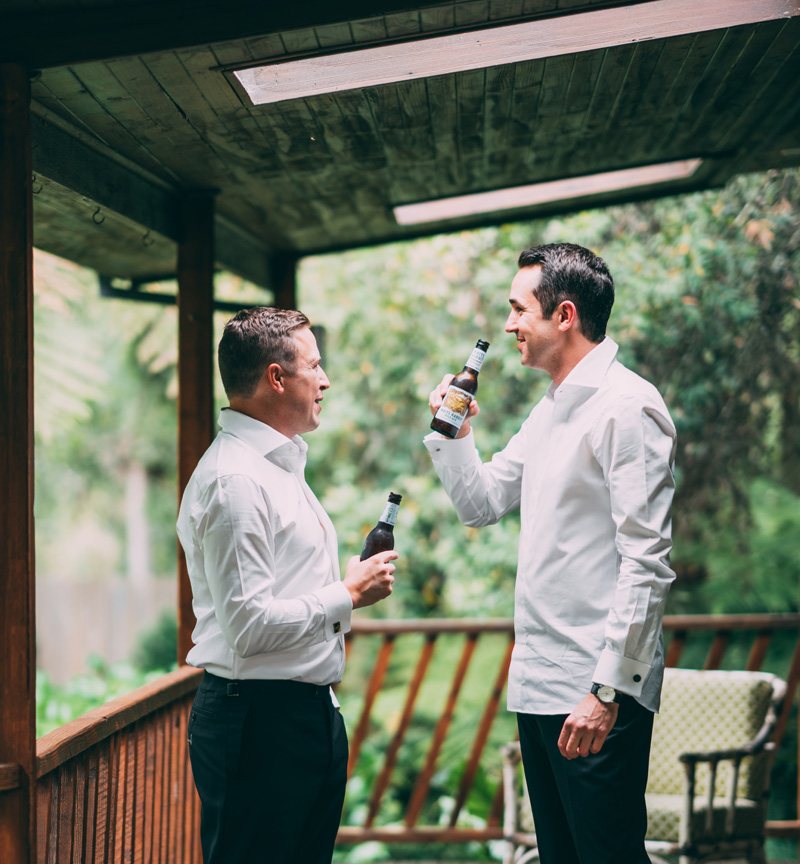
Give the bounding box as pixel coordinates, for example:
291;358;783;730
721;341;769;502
556;300;578;332
264;362;286;393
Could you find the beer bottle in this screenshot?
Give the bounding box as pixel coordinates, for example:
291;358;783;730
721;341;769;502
360;492;402;560
430;340;490;438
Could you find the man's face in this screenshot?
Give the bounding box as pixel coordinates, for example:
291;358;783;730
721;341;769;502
281;327;330;436
504;266;560;373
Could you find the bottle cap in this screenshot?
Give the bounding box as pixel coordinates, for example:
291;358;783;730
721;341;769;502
388;492;402;504
476;340;490;351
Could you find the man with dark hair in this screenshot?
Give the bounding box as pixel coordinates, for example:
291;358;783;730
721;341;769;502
425;243;676;863
178;307;398;864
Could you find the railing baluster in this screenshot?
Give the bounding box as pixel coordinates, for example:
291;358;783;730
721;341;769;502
348;634;396;778
84;751;98;864
449;634;514;827
95;742;111;864
405;632;479;827
73;758;88;864
488;767;506;827
665;629;686;667
746;631;772;671
366;634;438;826
704;631;730;670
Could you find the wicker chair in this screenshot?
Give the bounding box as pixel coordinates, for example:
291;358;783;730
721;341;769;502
501;668;786;864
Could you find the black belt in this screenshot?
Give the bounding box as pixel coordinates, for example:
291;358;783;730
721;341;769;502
202;670;332;699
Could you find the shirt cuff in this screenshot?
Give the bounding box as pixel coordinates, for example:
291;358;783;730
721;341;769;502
318;581;353;641
593;649;652;698
423;429;475;465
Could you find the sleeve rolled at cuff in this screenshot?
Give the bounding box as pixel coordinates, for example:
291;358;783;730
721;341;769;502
593;649;652;698
423;429;475;465
318;581;353;640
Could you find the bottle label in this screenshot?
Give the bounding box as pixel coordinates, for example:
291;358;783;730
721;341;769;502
467;347;487;371
434;385;473;429
380;502;400;525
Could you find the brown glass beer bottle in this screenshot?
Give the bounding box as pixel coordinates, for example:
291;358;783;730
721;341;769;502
430;340;490;438
360;492;402;560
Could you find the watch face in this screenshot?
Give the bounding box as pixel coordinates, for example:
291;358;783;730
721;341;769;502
597;685;616;703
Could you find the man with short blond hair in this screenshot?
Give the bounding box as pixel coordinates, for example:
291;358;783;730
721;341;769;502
179;306;398;864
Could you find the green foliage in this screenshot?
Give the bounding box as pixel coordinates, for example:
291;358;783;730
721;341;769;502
36;656;168;738
133;610;179;672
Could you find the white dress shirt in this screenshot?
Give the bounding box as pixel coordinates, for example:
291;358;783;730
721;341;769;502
425;337;676;713
177;409;353;685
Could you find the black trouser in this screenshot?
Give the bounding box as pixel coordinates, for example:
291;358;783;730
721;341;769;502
188;672;348;864
517;695;654;864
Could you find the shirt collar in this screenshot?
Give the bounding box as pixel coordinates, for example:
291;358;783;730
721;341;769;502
218;408;308;472
548;336;619;401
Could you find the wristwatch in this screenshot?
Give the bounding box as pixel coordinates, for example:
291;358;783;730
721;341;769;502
591;682;618;704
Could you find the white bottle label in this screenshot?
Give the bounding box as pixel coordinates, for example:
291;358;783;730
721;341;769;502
380;502;400;525
467;347;487;371
434;384;473;429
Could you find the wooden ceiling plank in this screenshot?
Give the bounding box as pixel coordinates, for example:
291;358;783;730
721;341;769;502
384;10;422;38
709;21;800;153
522;0;558;13
484;67;515;184
280;28;322;56
350;16;389;44
454;0;492;28
71;60;177;181
633;33;696;117
680;27;766;144
241;33;286;62
141;52;236;184
489;0;525;21
425;75;461;187
420;3;458;31
537;53;576;118
327;92;386;167
607;40;667;128
314;22;357;49
599;44;653;138
456;68;487;159
562;48;606;119
653;29;726;138
581;44;637;137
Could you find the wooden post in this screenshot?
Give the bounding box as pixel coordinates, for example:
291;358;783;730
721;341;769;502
270;253;298;309
177;193;215;665
0;62;36;864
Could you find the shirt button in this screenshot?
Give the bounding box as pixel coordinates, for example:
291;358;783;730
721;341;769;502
633;674;642;682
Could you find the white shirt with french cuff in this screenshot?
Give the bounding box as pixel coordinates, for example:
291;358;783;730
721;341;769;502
177;409;352;692
424;337;677;714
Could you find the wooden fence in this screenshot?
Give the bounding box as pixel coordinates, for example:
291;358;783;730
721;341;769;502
28;613;800;861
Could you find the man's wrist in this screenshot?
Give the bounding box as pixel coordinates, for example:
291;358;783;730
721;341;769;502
590;682;618;704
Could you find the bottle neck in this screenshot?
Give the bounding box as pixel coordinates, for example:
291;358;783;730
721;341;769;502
465;345;487;373
379;501;400;525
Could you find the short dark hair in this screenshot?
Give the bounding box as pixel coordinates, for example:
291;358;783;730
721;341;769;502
517;243;614;342
218;306;310;398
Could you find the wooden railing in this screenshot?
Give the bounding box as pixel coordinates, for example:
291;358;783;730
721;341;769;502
35;666;202;864
336;613;800;848
29;614;799;860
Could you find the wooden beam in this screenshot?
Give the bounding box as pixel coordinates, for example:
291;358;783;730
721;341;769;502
177;193;216;665
0;62;36;864
31;115;273;288
270;253;298;309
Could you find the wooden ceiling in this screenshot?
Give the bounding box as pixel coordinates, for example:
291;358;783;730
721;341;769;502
2;0;799;291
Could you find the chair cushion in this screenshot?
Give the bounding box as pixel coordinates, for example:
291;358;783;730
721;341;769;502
646;669;774;799
646;793;763;842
